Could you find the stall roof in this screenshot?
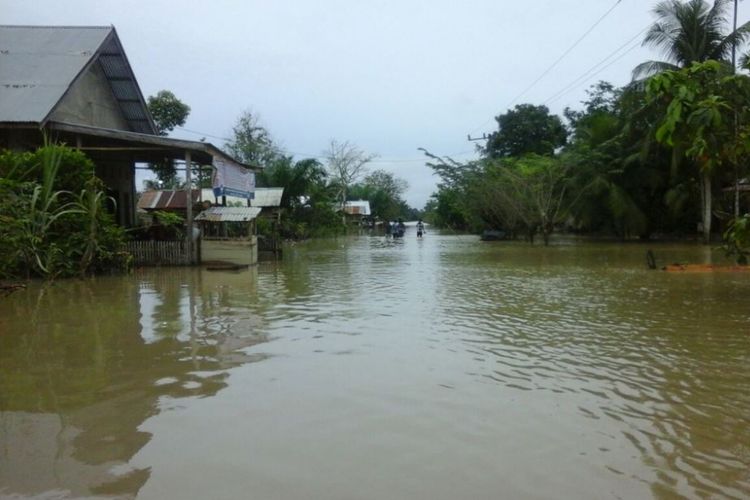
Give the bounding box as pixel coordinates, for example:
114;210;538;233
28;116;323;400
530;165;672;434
195;207;262;222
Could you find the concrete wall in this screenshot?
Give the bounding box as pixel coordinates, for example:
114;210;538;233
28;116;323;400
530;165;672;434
49;61;130;130
201;238;258;266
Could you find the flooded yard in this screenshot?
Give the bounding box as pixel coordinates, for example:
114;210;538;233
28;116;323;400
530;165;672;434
1;234;749;499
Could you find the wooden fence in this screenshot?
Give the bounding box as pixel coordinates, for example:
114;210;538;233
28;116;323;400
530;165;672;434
125;240;194;266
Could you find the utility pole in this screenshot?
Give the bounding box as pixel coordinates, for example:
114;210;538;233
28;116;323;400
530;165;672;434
466;133;489;142
733;0;739;70
732;0;741;217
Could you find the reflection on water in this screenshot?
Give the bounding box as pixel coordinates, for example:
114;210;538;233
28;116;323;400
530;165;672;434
0;268;270;498
1;235;749;499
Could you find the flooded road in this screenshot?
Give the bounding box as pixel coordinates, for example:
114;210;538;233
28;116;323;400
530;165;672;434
1;234;749;499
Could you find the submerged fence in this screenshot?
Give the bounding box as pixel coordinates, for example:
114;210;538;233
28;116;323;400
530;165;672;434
125;240;194;266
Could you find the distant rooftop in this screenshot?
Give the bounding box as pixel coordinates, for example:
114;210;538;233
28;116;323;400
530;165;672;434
343;200;371;216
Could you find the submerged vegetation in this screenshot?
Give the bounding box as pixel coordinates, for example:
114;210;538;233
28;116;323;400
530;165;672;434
423;0;750;258
0;144;129;280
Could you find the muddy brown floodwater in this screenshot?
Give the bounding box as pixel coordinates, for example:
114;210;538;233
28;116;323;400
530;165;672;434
1;234;749;499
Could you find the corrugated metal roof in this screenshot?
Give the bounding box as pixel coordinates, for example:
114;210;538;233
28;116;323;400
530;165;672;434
137;190;200;210
195;207;262;222
0;25;156;134
0;25;111;123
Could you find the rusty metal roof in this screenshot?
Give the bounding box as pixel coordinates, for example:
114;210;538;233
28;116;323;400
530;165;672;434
137;190;200;210
195;207;262;222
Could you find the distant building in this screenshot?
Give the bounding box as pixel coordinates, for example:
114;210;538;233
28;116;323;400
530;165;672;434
341;200;371;225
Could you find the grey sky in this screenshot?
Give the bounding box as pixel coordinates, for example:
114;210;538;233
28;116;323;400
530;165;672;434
5;0;749;207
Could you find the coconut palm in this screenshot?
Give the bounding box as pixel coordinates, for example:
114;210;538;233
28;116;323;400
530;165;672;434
633;0;750;80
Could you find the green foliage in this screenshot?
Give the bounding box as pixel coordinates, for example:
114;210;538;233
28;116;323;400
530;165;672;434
282;201;346;239
420;149;482;231
485;104;567;158
646;60;750;242
478;155;582;245
723;214;750;264
349;169;408;221
633;0;750;80
258;156;328;209
147;90;191;136
224;110;281;167
0;144;129;279
153;210;185;227
146;90;191;184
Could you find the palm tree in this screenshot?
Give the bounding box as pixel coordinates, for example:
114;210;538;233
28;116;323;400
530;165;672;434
634;0;750;243
633;0;750;80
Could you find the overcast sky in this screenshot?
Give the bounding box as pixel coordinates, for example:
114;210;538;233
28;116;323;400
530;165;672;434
5;0;749;207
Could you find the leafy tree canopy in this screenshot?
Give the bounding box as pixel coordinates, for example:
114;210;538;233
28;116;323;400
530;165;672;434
633;0;750;79
224;110;281;168
349;169;408;221
147;90;191;136
484;104;567;158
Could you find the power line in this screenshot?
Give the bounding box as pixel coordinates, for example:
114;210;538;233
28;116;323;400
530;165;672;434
547;43;640;107
175;126;475;164
467;0;623;136
176;126;231;142
543;25;648;106
505;0;623;108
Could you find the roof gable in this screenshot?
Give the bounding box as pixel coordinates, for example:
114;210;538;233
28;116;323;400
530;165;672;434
0;25;156;134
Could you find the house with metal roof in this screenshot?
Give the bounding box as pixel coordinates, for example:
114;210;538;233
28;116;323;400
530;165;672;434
0;25;258;264
340;200;372;225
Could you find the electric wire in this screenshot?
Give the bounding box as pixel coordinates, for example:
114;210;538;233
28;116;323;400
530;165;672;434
467;0;623;135
542;25;648;106
504;0;623;108
174;126;475;164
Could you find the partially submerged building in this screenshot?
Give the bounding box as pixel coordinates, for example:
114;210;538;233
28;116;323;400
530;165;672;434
341;200;372;225
0;25;259;264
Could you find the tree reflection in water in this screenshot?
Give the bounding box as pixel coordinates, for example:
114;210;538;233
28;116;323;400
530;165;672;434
0;267;270;499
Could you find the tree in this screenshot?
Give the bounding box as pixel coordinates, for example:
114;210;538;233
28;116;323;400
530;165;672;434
260;156;328;209
633;0;750;79
476;155;582;245
147;90;191;135
224;110;281;168
562;82;682;239
646;60;750;242
420;148;482;231
323;140;376;213
146;90;191;185
484;104;567;158
349;170;408;221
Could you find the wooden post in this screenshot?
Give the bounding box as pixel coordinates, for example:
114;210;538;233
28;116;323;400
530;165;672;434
185;151;193;264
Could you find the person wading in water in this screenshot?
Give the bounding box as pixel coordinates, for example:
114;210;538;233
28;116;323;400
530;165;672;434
416;219;425;238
